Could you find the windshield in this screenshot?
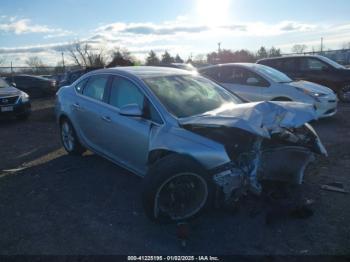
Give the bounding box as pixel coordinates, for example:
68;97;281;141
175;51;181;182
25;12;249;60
318;56;345;69
143;75;242;118
254;65;293;83
0;78;10;88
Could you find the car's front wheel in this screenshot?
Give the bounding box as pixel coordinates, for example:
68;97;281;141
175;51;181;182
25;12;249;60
60;118;85;155
142;154;213;223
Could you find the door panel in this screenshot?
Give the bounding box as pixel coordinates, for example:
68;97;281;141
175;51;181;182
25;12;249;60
220;66;268;101
71;75;110;152
103;76;151;175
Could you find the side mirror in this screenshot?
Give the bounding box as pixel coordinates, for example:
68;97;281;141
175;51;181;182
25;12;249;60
11;82;16;87
119;104;143;117
246;77;259;85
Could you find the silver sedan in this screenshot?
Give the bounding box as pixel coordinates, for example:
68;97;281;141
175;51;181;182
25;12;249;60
56;66;326;223
199;63;338;119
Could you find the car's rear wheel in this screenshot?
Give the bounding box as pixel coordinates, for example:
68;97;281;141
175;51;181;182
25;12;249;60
60;119;85;155
142;154;213;223
337;84;350;102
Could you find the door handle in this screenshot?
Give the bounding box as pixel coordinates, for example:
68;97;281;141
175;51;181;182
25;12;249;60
101;116;111;123
73;103;81;109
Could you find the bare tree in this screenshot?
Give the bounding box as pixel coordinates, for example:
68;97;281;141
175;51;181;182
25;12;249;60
292;44;308;54
192;54;207;66
25;56;49;74
67;42;106;68
25;56;45;68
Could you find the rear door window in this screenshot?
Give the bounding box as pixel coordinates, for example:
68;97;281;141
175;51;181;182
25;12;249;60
82;75;109;101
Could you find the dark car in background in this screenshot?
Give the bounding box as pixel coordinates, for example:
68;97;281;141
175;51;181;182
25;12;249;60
0;78;31;120
257;55;350;102
5;75;57;98
59;68;100;88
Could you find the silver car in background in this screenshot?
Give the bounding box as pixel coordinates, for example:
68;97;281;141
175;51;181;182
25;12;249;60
199;63;338;118
56;66;327;223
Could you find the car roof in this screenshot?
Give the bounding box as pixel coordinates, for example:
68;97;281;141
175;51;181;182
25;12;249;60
199;63;265;71
257;54;325;62
14;74;49;80
86;66;194;79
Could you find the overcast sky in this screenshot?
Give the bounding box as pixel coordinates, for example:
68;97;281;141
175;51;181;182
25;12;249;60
1;0;350;66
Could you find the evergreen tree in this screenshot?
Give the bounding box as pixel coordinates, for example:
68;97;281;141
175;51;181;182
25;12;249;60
256;46;268;59
161;51;175;64
174;54;184;63
145;50;160;66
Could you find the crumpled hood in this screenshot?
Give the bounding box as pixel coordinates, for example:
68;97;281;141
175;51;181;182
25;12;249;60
179;101;317;138
288;80;333;94
0;87;21;97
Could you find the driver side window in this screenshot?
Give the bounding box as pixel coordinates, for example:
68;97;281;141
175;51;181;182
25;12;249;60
301;58;329;71
109;77;144;109
109;76;163;124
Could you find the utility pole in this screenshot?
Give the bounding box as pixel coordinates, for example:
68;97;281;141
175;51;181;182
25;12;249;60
321;37;324;53
218;42;221;53
61;52;65;72
10;61;13;81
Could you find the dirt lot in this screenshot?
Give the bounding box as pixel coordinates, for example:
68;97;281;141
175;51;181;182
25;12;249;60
0;98;349;255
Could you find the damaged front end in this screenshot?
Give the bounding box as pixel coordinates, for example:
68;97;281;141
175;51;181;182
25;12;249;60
180;101;327;202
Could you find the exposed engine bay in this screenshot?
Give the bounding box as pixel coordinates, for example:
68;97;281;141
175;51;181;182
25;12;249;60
183;123;327;202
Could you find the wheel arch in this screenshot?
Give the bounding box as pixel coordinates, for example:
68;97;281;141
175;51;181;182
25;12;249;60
148;149;204;169
58;113;70;125
271;96;293;101
58;113;85;149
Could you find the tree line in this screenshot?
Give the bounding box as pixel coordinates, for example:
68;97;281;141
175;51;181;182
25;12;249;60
4;41;337;75
21;42;285;74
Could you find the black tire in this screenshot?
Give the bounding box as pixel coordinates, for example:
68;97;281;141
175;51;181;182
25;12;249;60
142;154;213;223
60;118;85;155
271;97;292;101
337;84;350;102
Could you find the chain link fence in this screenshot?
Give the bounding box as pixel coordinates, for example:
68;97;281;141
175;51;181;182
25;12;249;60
0;65;80;79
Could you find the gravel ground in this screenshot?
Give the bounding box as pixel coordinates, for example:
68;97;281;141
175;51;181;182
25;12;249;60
0;98;349;255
